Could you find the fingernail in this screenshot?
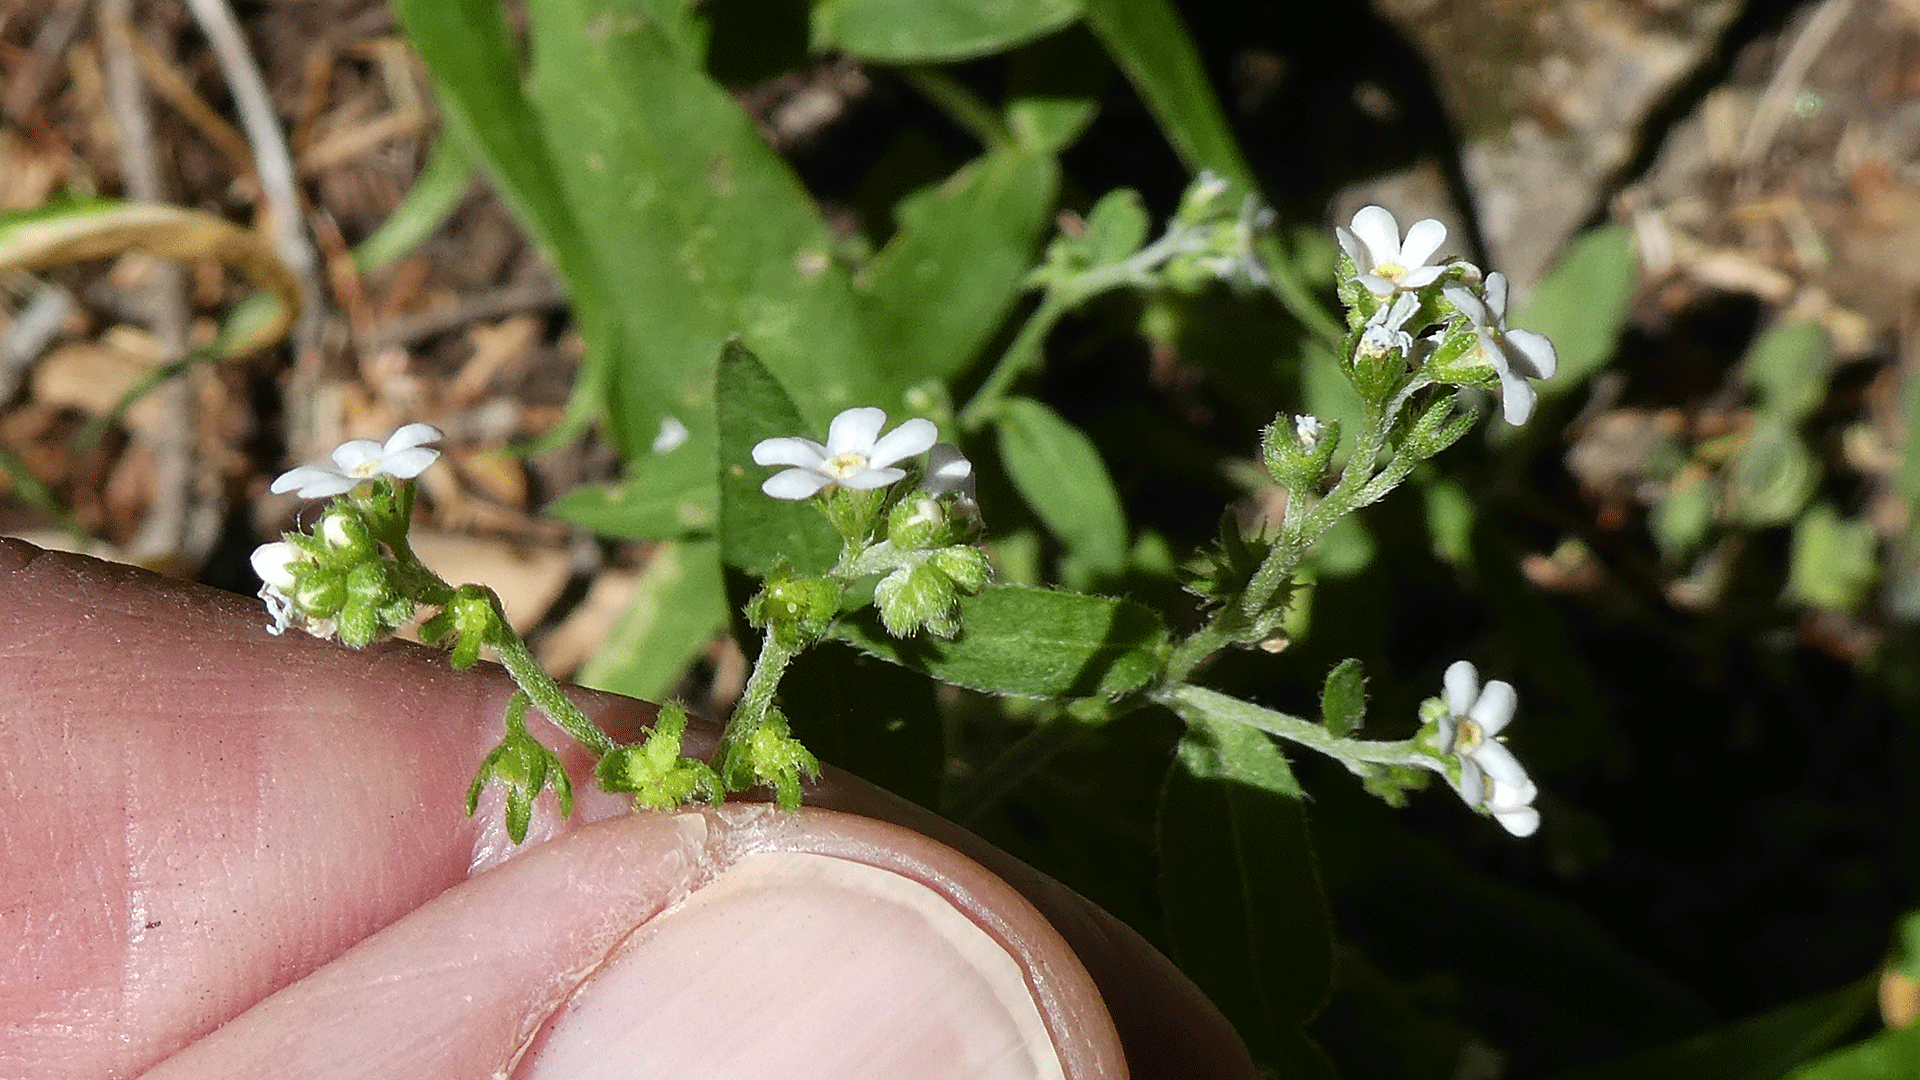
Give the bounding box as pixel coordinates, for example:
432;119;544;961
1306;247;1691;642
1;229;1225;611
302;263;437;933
517;850;1066;1080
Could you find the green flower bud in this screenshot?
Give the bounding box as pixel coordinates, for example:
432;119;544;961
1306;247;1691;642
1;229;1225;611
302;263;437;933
875;562;962;638
1261;414;1340;492
746;564;840;650
596;703;721;810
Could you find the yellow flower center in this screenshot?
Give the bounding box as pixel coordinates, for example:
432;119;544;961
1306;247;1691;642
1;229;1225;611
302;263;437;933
823;451;869;478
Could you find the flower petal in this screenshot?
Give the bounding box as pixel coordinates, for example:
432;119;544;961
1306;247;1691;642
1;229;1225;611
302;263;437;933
1335;227;1369;272
652;417;690;454
270;465;358;499
838;467;908;490
1398;218;1447;269
1356;273;1399;296
1498;369;1539;426
379;446;441;480
1483;272;1510;320
250;542;301;590
762;469;833;500
1398;265;1445;290
1444;284;1488;329
1349;206;1402;265
825;407;887;456
1505;328;1558;380
383;423;444;454
1472;740;1532;798
329;439;385;473
752;437;827;469
866;417;938;469
1454;757;1486;808
1468;678;1518;735
1494;805;1540;837
1444;660;1480;717
926;443;974;498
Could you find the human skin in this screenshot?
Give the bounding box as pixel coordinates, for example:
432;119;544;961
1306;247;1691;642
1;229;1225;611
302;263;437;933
0;538;1257;1080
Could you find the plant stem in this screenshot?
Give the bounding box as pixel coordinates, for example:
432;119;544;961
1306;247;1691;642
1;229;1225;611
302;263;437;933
489;622;617;756
726;631;801;744
1157;683;1434;772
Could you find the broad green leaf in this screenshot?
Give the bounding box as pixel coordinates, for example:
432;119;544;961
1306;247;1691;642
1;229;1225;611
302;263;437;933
1159;717;1333;1076
1511;225;1638;389
811;0;1083;62
831;584;1167;699
1726;420;1820;527
576;537;727;701
1320;657;1366;738
1076;188;1151;268
1745;321;1831;423
715;341;841;577
1788;1024;1920;1080
1788;504;1879;613
782;644;945;808
1557;977;1875;1080
859;147;1059;385
1005;27;1110;153
1081;0;1253;185
546;436;718;539
997;397;1129;576
521;0;890;461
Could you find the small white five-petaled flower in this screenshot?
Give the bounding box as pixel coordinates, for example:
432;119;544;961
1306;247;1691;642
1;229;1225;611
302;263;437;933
250;541;323;637
1336;205;1449;296
752;407;938;500
924;442;976;504
1444;272;1559;426
1437;660;1539;837
270;423;444;499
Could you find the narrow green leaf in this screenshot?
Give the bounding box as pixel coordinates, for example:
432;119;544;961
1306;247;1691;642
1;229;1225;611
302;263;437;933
576;537;727;701
1511;224;1638;389
859;147;1060;385
1320;657;1367;738
812;0;1083;62
716;341;842;577
1159;717;1334;1074
1557;977;1876;1080
1081;0;1253;185
1788;1023;1920;1080
997;397;1129;576
831;583;1167;699
352;135;472;273
1005;27;1110;153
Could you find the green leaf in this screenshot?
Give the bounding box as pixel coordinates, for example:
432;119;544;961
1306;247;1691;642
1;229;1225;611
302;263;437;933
1788;1023;1920;1080
352;134;472;273
1081;0;1253;185
1158;717;1333;1075
1745;321;1832;423
859;147;1059;385
1788;504;1879;613
715;340;841;577
576;537;727;702
520;0;890;460
1726;420;1820;527
996;397;1129;576
1511;224;1638;388
1005;27;1110;153
1076;188;1151;268
546;439;718;539
1557;977;1876;1080
781;644;946;808
1320;657;1367;738
811;0;1083;62
831;583;1167;699
393;0;617;427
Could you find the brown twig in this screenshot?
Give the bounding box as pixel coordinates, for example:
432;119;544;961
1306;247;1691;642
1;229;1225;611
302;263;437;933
98;0;209;570
368;280;569;352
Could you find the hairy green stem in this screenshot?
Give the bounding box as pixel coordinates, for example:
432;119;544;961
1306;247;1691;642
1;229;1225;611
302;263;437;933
1158;683;1434;772
726;631;802;745
489;621;617;756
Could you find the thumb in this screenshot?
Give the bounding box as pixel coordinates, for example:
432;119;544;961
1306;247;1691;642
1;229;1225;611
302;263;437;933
140;806;1123;1080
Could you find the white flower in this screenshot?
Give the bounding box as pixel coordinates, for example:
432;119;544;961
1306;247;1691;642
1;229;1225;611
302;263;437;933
752;407;938;501
924;442;976;503
270;423;444;499
652;416;690;454
1437;660;1539;837
1337;206;1449;296
1444;272;1559;426
1293;415;1325;450
250;541;330;638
